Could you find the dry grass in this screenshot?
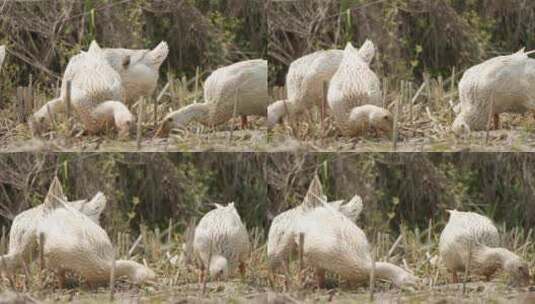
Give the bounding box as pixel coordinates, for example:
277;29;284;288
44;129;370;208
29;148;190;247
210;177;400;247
0;70;268;152
0;220;533;303
267;73;535;152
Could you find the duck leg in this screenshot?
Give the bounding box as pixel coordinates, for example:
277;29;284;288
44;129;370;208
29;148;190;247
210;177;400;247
239;261;246;279
57;270;66;289
493;114;500;130
240;115;248;129
315;268;326;289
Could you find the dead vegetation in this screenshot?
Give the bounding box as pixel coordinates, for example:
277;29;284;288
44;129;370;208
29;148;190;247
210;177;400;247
0;70;268;152
267;71;535;152
0;153;533;303
0;215;532;304
266;0;535;152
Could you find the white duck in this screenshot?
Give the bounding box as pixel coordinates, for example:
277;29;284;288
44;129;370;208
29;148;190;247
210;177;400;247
267;40;375;128
1;178;106;273
31;177;155;287
103;41;169;105
327;42;392;137
296;200;419;288
267;175;363;274
439;210;530;286
30;41;134;138
193;202;250;281
157;59;268;136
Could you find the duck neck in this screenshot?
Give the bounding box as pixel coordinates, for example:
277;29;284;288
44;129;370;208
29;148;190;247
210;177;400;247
171;103;210;127
374;262;407;287
478;247;516;270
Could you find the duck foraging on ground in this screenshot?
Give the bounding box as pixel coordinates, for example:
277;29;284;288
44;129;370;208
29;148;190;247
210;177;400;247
267;175;364;276
452;48;535;134
30;41;134;138
193;202;250;282
439;209;530;286
31;177;155;288
295;198;419;289
156;60;268;137
267;40;376;129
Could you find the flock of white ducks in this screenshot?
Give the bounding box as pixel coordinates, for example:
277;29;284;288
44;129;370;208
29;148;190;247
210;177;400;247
29;41;168;138
268;40;535;137
267;175;363;275
2;177;531;290
2;177;155;287
4;40;535;139
1;42;268;138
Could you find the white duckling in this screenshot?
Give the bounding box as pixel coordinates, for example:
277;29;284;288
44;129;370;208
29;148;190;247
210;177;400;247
193;202;250;281
157;60;268;136
30;41;133;138
439;210;530;286
267;40;375;128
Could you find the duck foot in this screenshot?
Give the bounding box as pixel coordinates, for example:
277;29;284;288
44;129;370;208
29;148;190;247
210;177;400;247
452;272;459;284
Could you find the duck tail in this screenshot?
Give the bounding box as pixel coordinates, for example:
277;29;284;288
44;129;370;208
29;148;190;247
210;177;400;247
88;191;107;214
42;176;67;210
148;41;169;68
302;174;325;211
445;209;458;216
341;194;364;219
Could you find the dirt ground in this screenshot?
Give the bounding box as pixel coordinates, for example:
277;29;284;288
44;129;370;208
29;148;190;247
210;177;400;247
2;281;534;304
266;129;535;152
0;121;269;152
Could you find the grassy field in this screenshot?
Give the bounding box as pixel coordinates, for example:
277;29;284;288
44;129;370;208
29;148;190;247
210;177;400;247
0;218;532;303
